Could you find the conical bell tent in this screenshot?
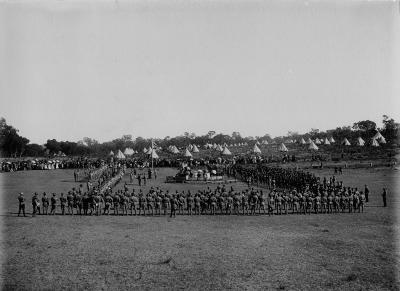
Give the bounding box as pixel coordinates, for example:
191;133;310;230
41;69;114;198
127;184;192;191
252;144;262;154
183;148;193;158
356;137;365;146
308;141;319;151
192;145;199;153
115;150;126;159
221;147;232;156
341;138;351;146
278;143;288;152
371;138;379;147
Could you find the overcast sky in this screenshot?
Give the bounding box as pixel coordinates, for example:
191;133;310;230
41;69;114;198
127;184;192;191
1;0;399;144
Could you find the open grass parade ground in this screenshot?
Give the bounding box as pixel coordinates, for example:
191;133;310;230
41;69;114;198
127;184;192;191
1;2;399;289
1;164;399;290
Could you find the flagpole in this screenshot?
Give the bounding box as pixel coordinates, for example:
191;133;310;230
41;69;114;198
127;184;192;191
151;139;154;173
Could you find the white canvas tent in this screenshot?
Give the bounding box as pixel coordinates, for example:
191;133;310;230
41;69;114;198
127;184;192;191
262;140;269;145
323;138;330;145
148;148;159;159
192;145;200;153
299;138;306;145
183;149;193;157
306;138;313;144
356;137;365;146
124;148;134;156
342;138;351;146
115;150;126;159
171;146;180;154
278;143;288;152
252;144;262;154
373;132;383;140
329;137;335;143
109;150;114;156
221;147;232;155
216;145;223;152
371;138;379;147
379;137;386;144
308;141;319;151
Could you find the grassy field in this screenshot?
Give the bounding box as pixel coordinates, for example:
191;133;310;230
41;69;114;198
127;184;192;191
1;167;399;290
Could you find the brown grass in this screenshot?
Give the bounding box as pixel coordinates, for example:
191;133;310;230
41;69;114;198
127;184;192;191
1;167;399;290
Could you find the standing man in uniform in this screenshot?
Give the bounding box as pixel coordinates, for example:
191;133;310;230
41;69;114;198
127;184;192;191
67;191;74;215
382;188;387;207
32;193;39;216
60;193;67;215
364;185;369;203
42;192;49;215
170;195;177;218
50;193;57;215
18;193;26;217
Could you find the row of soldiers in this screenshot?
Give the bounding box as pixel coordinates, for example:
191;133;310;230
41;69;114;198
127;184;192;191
18;181;378;217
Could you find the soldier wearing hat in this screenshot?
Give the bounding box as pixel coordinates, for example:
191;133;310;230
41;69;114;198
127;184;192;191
18;193;26;217
60;193;67;215
130;193;139;215
364;185;369;203
146;194;154;216
32;192;40;216
42;192;49;215
50;193;57;215
186;192;194;215
170;195;177;218
67;191;74;215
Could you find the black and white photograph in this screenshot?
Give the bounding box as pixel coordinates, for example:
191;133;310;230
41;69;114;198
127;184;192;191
0;0;399;290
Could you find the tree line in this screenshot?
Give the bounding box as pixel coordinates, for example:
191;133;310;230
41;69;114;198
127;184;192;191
0;116;398;158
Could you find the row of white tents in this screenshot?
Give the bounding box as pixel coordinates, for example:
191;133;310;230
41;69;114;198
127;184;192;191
109;132;387;158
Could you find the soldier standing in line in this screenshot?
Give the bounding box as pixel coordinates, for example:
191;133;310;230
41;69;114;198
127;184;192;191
50;193;57;215
18;193;26;217
67;191;74;215
60;193;67;215
359;191;365;213
162;194;169;215
170;195;177;218
32;193;39;216
146;194;154;216
130;193;138;216
113;193;120;215
42;192;49;215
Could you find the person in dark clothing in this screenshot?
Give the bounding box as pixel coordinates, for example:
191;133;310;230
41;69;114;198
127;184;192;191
18;193;26;217
382;188;387;207
364;185;370;203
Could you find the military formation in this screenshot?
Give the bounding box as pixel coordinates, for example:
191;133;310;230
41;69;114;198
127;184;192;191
17;162;389;217
17;182;388;218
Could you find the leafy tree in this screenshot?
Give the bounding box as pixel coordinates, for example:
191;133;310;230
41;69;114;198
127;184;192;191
82;137;99;147
352;120;376;132
25;143;44;157
0;118;30;157
381;115;399;142
232;131;242;140
207;131;216;139
45;139;62;154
